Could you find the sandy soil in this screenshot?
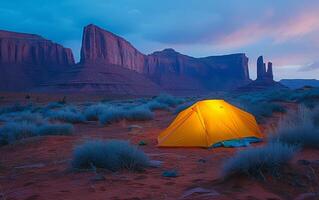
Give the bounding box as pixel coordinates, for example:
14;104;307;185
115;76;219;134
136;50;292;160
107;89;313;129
0;98;319;200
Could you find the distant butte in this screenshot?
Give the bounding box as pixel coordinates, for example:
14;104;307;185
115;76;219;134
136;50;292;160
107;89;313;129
0;30;74;90
236;56;287;92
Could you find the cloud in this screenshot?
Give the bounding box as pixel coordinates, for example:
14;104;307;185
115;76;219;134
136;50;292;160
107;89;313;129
299;61;319;72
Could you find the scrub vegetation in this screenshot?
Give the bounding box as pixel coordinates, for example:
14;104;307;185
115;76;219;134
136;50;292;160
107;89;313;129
222;87;319;179
71;140;150;172
270;106;319;149
223;142;298;179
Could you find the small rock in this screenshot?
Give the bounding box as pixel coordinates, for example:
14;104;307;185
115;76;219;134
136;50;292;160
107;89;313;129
162;170;179;178
198;159;206;163
149;160;162;168
128;125;143;131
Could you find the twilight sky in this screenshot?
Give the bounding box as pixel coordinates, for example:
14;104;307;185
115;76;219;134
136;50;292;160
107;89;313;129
1;0;319;80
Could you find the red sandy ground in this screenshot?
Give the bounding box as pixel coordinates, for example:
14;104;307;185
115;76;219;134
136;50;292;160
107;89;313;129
0;96;318;200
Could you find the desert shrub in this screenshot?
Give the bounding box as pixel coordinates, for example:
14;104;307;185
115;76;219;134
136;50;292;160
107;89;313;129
0;122;38;145
223;142;298;178
71;140;149;171
271;106;319;148
240;102;286;122
0;121;73;145
125;106;154;121
0;111;44;123
145;100;170;111
99;106;154;125
37;124;73;136
289;88;319;108
0;103;32;115
153;94;184;107
47;107;85;123
313;108;319;127
83;103;110;121
98;106;126;124
271;125;319;149
45;102;65;110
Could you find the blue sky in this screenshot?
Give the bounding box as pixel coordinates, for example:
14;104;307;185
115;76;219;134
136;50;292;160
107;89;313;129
1;0;319;80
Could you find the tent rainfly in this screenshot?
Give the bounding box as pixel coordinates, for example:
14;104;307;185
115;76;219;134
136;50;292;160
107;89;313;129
158;100;263;147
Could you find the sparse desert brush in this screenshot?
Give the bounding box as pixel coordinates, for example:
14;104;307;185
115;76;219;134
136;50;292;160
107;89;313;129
288;87;319;104
47;107;85;123
71;140;150;171
99;105;154;124
0;121;73;145
270;106;319;148
271;125;319;149
45;102;65;110
153;94;184;107
240;102;286;122
0;121;38;145
98;106;126;124
83;103;110;121
0;111;44;123
222;142;298;179
125;106;154;121
313;107;319;127
37;123;73;136
145;100;170;111
0;103;33;115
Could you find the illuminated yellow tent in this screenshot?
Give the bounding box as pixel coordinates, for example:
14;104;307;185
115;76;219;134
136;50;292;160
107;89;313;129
158;100;262;147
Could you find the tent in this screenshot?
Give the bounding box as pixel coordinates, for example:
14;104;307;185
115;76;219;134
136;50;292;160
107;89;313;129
158;100;262;147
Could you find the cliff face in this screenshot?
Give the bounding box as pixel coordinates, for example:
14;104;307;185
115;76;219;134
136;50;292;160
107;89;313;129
144;49;250;91
0;30;75;90
79;24;251;92
0;30;74;66
0;24;253;94
80;24;145;73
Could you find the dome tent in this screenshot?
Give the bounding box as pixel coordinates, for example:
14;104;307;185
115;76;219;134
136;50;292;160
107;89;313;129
158;100;262;147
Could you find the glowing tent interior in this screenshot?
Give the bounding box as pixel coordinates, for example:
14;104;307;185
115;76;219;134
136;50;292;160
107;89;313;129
158;100;263;147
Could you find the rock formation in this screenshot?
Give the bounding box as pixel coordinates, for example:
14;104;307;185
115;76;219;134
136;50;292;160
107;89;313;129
80;24;145;73
236;55;287;91
0;24;255;95
0;30;74;66
256;56;273;81
0;30;74;90
78;24;251;93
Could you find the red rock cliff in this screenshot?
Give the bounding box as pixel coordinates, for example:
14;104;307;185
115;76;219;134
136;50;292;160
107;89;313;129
0;30;74;66
79;24;251;91
0;29;75;91
80;24;146;73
